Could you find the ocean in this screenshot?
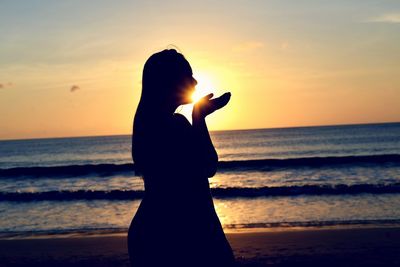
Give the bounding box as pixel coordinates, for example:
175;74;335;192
1;122;400;238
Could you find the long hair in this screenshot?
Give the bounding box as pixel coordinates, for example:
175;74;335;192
132;49;192;175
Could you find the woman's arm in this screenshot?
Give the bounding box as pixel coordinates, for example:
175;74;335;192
192;92;231;177
192;116;218;177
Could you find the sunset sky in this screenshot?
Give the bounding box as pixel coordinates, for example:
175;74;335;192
1;0;399;140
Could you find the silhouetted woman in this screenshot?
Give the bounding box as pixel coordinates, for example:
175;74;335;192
128;49;235;267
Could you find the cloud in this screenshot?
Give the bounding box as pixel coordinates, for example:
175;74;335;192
232;41;264;52
368;13;400;23
70;85;80;92
0;82;13;89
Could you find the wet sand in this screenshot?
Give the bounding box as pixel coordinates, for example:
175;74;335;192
0;227;399;267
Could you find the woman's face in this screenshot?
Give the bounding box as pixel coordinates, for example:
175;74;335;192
175;73;198;105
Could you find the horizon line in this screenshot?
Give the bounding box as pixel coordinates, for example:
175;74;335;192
1;120;399;142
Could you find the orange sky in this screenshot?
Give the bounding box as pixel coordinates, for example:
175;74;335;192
1;1;399;140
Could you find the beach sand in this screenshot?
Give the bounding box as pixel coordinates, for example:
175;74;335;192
0;227;399;267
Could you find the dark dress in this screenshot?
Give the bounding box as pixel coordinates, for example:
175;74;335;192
128;113;235;267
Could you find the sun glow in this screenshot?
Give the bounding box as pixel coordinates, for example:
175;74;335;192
191;73;215;103
177;71;218;123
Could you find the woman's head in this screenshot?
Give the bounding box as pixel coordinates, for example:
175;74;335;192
140;49;197;110
133;49;197;175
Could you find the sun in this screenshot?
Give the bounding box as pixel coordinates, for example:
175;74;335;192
191;72;215;103
176;71;218;122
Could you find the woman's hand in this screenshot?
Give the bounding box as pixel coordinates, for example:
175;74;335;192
192;92;231;120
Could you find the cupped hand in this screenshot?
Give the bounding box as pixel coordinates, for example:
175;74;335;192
192;92;231;119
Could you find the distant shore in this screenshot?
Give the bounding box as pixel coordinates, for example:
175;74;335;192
1;226;399;267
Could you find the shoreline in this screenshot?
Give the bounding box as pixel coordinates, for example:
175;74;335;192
1;226;399;266
2;222;400;240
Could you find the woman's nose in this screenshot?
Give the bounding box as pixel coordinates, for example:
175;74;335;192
193;77;198;86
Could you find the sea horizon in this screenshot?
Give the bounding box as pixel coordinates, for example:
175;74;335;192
1;120;399;142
